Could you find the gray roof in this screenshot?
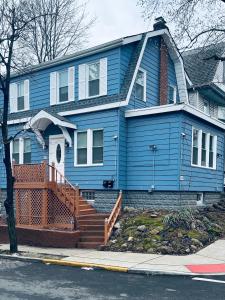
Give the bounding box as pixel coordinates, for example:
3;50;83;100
183;43;225;87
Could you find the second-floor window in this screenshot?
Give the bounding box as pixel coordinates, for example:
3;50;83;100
191;127;217;169
75;129;104;166
168;85;177;104
59;70;69;102
10;80;29;113
12;138;31;164
79;58;107;100
50;67;74;105
135;69;146;101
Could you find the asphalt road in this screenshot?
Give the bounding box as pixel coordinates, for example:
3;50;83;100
0;258;225;300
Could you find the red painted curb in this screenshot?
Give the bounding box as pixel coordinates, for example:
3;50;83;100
186;264;225;273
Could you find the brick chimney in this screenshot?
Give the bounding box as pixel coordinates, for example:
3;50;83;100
153;17;168;31
159;38;168;106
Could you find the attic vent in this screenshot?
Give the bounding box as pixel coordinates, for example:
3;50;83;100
153;17;168;31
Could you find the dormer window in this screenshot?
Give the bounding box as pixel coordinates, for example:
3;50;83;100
168;85;177;104
88;62;100;97
59;70;68;102
135;69;146;101
203;100;210;114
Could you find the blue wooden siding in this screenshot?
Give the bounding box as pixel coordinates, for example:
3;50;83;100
3;48;121;112
126;112;182;190
179;113;225;192
128;37;179;109
118;109;127;190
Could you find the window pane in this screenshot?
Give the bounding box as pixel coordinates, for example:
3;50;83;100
18;82;24;97
77;132;87;148
201;133;206;166
192;148;198;165
59;86;68;102
209;136;213;151
193;129;198;147
209;152;213;168
89;63;100;81
93;147;103;164
136;70;144;86
12;153;19;164
24;153;31;164
168;86;175;104
13;140;19;153
203;101;209;114
93;130;103;147
24;138;31;153
59;71;68;88
17;96;25;111
135;83;144;100
89;79;100;97
77;149;87;164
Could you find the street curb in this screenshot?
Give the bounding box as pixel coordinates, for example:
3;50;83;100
42;258;128;273
0;253;42;263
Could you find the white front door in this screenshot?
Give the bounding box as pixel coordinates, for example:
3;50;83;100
49;135;65;179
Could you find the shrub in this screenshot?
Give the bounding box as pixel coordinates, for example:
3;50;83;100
163;208;195;230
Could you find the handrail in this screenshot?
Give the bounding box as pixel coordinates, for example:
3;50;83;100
104;191;122;245
48;163;80;216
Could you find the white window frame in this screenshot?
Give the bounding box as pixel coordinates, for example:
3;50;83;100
74;129;104;167
191;127;217;170
168;85;177;104
50;67;75;106
86;61;100;99
10;80;30;113
135;68;147;102
10;137;31;164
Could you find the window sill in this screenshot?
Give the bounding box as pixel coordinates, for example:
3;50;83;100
74;163;103;167
51;99;74;106
191;163;216;171
78;94;104;100
11;108;30;113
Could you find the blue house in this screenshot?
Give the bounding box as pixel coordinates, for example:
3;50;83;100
1;18;225;243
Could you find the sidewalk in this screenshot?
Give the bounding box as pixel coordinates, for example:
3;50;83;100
1;240;225;276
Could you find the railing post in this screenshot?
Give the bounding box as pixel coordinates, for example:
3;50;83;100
51;162;55;183
104;218;108;245
75;189;80;217
42;160;47;183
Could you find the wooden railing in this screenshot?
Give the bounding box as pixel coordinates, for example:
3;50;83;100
104;191;122;245
13;161;80;230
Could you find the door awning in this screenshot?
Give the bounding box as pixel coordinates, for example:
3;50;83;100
24;110;76;148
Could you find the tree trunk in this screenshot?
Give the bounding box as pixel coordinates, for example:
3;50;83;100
1;93;18;253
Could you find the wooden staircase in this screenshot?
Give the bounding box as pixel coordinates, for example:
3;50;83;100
13;162;122;249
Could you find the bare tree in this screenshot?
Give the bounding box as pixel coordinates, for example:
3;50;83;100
0;0;48;253
138;0;225;50
19;0;95;64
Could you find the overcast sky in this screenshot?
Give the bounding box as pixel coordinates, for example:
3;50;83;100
87;0;150;47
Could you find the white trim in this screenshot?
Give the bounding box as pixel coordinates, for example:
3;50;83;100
8;117;31;125
191;127;217;170
11;137;31;164
125;103;225;130
135;67;147;102
168;84;177;104
74;128;104;167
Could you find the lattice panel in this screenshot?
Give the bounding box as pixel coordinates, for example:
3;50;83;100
17;190;31;225
30;190;43;225
47;190;74;229
14;164;46;183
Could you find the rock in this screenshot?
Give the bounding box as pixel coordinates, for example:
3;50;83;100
114;228;122;237
212;223;222;231
185;248;190;254
123;206;136;213
191;238;203;247
158;246;173;255
114;222;121;230
161;241;169;246
136;246;144;252
150;214;158;218
190;245;197;252
121;243;127;248
177;232;183;238
147;248;155;254
128;236;134;242
137;225;147;232
150;229;160;235
111;239;117;244
191;222;196;230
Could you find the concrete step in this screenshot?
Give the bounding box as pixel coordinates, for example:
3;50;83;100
77;242;103;249
80;236;104;243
